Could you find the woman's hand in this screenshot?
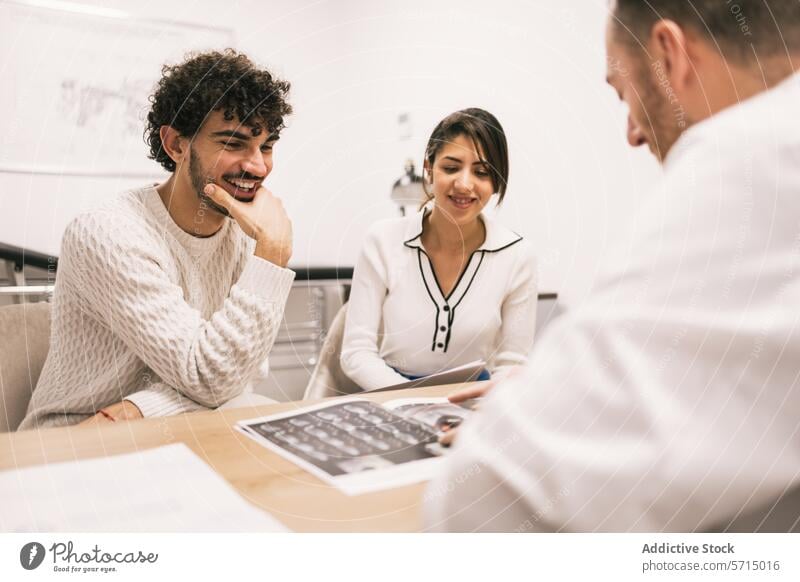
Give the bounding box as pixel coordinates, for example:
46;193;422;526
447;382;494;404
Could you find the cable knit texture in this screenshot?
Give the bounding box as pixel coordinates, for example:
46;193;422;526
19;186;295;430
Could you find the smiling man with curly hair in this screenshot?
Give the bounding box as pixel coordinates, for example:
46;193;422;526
20;50;296;429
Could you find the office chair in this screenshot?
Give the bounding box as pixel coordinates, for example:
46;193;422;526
0;302;51;432
303;303;360;400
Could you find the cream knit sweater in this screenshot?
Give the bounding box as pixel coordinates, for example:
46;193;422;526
19;186;295;430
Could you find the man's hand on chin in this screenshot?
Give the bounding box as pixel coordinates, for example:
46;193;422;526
203;183;293;267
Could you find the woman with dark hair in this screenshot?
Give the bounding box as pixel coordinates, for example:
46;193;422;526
340;108;538;391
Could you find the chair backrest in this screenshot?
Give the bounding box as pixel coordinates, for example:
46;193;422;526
303;303;360;400
0;302;51;432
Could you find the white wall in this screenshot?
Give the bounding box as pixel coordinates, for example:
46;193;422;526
0;0;661;306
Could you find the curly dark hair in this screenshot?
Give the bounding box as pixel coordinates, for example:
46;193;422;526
145;49;292;172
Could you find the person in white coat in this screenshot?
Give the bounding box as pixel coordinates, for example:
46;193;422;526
425;0;800;531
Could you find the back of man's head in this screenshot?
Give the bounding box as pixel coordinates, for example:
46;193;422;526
145;49;292;173
612;0;800;64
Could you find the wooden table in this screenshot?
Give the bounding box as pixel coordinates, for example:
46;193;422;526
0;385;457;532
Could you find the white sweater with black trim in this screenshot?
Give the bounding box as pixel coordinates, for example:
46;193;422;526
341;210;538;390
19;186;295;430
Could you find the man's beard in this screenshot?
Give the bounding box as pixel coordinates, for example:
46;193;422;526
634;60;686;163
189;145;230;217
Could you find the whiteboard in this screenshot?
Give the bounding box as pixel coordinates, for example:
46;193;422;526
0;0;234;178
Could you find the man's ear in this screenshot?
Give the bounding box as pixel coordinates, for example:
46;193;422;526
159;126;189;166
650;19;692;91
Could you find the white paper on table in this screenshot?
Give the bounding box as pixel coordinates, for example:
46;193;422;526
0;443;288;532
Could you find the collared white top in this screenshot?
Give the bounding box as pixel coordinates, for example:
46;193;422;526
341;210;538;390
425;73;800;532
